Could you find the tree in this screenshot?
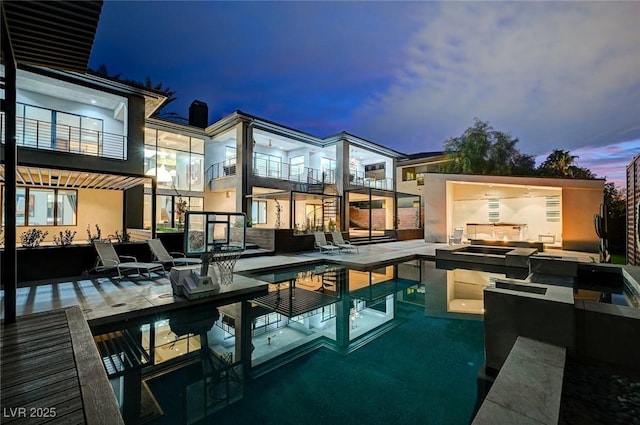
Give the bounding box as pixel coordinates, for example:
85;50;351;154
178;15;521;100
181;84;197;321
89;65;178;115
604;181;626;219
537;149;595;178
441;119;537;176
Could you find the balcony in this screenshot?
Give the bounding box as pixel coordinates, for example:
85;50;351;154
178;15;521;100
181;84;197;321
207;158;237;180
0;113;127;160
253;158;334;185
349;171;393;190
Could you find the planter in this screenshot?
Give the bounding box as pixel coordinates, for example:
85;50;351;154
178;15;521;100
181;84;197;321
0;241;153;284
395;229;424;241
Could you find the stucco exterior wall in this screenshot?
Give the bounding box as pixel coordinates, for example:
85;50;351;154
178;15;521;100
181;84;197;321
15;188;123;244
562;187;602;252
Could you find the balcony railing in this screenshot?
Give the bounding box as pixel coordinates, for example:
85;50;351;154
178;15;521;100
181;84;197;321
207;158;237;180
0;113;127;160
208;156;336;185
349;171;393;190
253;157;335;184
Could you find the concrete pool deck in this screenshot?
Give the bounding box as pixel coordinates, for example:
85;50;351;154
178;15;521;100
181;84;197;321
1;240;599;326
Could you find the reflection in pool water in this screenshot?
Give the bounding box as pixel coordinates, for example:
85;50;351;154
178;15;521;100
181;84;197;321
93;260;488;425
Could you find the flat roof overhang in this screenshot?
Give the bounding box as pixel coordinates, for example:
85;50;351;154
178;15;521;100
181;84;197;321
0;165;149;190
2;0;104;72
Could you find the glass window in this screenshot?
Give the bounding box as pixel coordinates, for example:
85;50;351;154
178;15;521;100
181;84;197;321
80;117;102;156
56;190;77;225
12;187;26;226
174;150;191;192
190;154;204;192
290;155;305;177
191;137;205;154
402;167;416;181
252;200;267;224
156;148;177;189
56;112;80;153
144;128;157;146
29;188;55;226
158;195;173;228
24;105;52;148
188;197;204;211
158;131;190;151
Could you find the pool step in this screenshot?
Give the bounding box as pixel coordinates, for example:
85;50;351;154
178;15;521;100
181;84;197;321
350;235;397;245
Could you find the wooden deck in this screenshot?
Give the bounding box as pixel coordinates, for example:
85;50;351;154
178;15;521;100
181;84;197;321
1;306;123;425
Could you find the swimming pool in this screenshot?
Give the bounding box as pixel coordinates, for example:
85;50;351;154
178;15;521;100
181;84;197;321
93;259;487;425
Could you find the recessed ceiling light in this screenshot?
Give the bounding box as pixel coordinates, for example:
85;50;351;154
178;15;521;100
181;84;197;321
90;99;97;104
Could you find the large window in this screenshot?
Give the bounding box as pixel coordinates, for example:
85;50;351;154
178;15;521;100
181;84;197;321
290;156;305;179
252;200;267;224
15;104;106;157
2;187;76;226
254;153;282;178
146;194;204;230
144;129;205;192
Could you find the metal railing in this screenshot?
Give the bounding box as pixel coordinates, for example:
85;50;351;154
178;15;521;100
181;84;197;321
208;156;336;185
349;171;393;190
0;112;127;160
252;157;335;184
207;158;237;180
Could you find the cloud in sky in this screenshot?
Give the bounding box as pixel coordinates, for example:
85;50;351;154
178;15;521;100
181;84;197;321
91;1;639;185
353;2;640;157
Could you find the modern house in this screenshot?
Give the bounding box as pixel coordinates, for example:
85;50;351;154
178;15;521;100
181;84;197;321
397;155;605;252
0;65;168;241
627;152;640;265
203;111;419;245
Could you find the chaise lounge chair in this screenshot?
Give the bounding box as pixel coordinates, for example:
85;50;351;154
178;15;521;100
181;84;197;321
330;231;359;253
313;231;340;254
94;240;166;279
147;238;202;270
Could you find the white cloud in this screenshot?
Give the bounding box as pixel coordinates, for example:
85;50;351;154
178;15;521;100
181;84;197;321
353;2;640;157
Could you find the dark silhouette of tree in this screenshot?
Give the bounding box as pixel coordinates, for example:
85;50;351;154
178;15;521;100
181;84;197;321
537;149;595;178
88;64;179;117
441;118;537;176
604;181;626;219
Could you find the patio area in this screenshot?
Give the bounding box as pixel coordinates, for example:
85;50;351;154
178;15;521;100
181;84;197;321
1;240;598;326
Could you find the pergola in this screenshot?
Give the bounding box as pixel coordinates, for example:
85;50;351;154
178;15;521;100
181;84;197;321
2;0;104;323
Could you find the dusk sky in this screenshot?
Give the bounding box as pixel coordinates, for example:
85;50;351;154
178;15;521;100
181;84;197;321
90;1;640;188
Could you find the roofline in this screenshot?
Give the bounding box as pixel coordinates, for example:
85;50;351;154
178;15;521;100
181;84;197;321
325;131;407;158
19;65;168;102
206;110;326;146
146;117;208;136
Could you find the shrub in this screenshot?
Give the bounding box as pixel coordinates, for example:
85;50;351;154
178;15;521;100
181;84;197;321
20;229;48;248
53;230;77;246
115;229;130;243
87;224;102;242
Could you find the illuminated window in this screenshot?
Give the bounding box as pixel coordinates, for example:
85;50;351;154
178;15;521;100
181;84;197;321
252;200;267;224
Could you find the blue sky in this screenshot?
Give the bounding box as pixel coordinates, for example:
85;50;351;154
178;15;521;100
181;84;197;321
90;1;640;188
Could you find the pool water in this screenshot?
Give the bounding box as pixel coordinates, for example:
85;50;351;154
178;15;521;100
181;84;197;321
95;259;487;424
147;304;485;425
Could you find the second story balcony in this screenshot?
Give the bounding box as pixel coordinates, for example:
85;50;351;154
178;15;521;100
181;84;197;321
207;156;336;186
1;112;128;160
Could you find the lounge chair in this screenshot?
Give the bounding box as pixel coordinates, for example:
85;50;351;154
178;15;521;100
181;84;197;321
313;232;340;254
449;227;464;244
94;240;165;279
330;231;359;253
147;238;202;269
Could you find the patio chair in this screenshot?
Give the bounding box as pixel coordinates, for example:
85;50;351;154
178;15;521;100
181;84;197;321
330;231;359;253
313;232;340;254
93;240;165;279
147;238;202;269
449;227;464;244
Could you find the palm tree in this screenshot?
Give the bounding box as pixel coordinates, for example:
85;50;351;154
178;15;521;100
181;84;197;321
538;149;577;177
